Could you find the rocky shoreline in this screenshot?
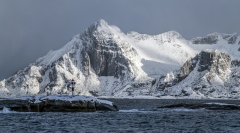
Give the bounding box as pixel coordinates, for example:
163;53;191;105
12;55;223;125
158;102;240;110
0;95;118;112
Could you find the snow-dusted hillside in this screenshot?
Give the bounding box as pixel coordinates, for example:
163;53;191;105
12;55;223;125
0;19;240;99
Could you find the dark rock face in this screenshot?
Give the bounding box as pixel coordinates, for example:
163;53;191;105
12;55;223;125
178;56;198;80
198;51;231;72
197;51;231;91
192;33;218;44
192;33;238;45
132;79;156;88
222;33;238;44
80;22;135;78
158;103;240;110
80;48;91;76
87;40;128;77
231;60;240;67
228;35;238;44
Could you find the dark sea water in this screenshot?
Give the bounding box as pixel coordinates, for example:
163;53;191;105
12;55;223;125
1;99;240;133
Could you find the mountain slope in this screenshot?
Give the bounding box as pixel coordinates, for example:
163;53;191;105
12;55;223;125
154;50;236;98
0;20;153;98
0;19;240;99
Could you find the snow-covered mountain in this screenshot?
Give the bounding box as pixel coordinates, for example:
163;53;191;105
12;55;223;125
1;19;240;99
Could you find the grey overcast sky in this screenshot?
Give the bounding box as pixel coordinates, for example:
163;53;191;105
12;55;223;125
0;0;240;80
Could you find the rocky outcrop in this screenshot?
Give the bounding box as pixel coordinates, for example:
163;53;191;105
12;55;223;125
156;56;198;91
155;50;234;98
192;33;238;44
222;33;238;44
155;53;200;91
158;103;240;110
192;33;219;44
192;33;239;45
231;60;240;67
0;96;119;112
128;31;184;44
198;50;231;73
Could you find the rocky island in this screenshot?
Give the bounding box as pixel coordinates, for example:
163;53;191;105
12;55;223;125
0;95;118;112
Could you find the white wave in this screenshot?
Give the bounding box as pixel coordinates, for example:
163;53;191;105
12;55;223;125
119;109;161;113
0;107;33;114
169;108;205;112
0;107;15;113
204;102;235;106
119;109;140;113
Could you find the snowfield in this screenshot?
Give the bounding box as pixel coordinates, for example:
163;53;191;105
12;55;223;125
9;95;113;106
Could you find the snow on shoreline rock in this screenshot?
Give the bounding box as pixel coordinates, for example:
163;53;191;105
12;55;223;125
0;95;119;112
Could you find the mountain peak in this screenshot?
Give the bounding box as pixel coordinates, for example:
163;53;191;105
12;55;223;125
163;30;181;35
85;19;111;33
158;30;183;39
95;19;109;27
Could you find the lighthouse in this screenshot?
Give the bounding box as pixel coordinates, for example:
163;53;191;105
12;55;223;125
70;78;76;97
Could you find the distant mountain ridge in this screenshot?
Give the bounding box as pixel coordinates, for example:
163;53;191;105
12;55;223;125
0;19;240;99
